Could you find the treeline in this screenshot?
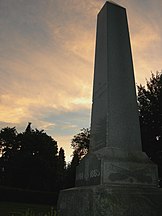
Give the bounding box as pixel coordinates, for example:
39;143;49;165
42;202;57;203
0;123;79;201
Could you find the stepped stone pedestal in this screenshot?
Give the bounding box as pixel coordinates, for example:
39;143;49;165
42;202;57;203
57;2;162;215
58;186;162;216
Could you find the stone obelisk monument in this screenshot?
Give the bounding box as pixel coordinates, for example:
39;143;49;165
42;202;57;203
58;2;162;215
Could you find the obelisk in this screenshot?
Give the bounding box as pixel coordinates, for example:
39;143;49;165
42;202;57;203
90;1;142;152
58;2;162;215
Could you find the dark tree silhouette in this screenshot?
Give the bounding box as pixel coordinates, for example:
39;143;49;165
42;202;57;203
70;152;79;181
62;128;90;189
57;147;66;189
0;123;59;192
25;122;32;133
0;127;18;159
71;128;90;160
137;71;162;184
64;152;80;189
0;127;19;186
58;148;66;170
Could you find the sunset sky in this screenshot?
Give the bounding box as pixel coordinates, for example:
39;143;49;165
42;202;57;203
1;0;162;161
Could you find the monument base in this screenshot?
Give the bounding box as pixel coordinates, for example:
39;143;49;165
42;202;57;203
57;185;162;216
75;148;158;187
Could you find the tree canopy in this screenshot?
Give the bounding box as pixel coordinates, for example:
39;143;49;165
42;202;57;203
71;128;90;160
137;72;162;182
137;72;162;158
0;123;64;192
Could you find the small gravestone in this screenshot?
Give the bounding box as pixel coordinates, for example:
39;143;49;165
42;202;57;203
57;1;162;215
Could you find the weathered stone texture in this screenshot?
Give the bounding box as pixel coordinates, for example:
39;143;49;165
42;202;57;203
90;2;141;152
58;186;162;216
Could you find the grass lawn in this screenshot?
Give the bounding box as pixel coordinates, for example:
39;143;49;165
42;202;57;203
0;201;56;216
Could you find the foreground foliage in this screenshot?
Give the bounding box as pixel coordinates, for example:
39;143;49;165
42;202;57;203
0;202;56;216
